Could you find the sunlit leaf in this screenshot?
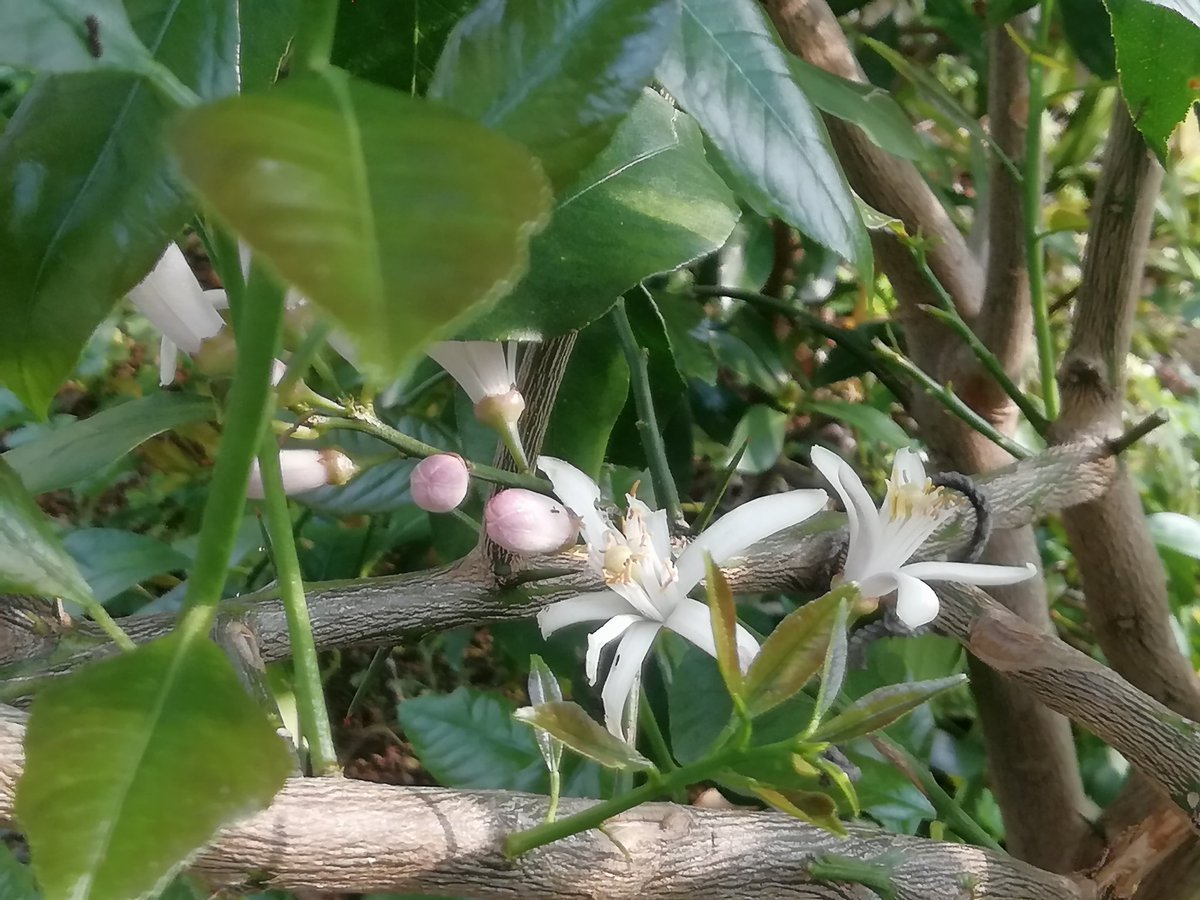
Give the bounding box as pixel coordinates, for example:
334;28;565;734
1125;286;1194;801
431;0;679;189
743;584;860;718
1148;511;1200;559
171;68;552;382
704;555;744;699
657;0;869;271
16;634;292;900
811;675;968;743
515;701;655;770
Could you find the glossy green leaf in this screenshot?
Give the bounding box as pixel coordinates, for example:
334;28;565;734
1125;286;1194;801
0;458;94;605
0;0;237;416
807;598;850;733
657;0;869;270
0;844;39;900
788;56;925;161
16;634;291;900
63;528;190;603
727;404;787;475
1139;0;1200;27
462;91;739;338
332;0;475;93
431;0;679;189
1106;0;1200;159
812;675;968;743
804;399;909;450
0;0;152;74
3;393;214;494
704;554;744;698
172;69;552;382
527;654;565;774
1062;0;1117;78
1148;511;1200;559
743;584;860;718
240;0;301;87
541;318;631;478
514;701;655;770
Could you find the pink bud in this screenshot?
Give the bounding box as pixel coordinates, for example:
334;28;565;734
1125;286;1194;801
247;449;356;499
485;489;578;555
411;453;470;513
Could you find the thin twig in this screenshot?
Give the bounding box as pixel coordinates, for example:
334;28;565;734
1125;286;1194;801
1107;409;1169;456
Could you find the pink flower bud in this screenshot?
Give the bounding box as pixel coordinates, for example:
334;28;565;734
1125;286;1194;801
485;489;578;555
411;453;470;513
247;448;357;499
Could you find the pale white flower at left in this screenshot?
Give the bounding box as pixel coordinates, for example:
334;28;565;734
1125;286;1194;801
427;341;519;404
127;243;227;386
536;456;829;737
811;445;1036;629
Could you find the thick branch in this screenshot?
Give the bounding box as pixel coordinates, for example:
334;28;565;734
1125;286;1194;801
0;715;1094;899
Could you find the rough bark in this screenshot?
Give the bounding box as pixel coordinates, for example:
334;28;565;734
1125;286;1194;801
0;714;1097;900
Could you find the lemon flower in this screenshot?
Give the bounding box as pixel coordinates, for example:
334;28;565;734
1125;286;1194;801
536;456;829;736
427;341;528;469
810;446;1036;629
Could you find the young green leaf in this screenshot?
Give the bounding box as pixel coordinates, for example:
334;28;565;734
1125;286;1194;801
742;584;860;718
812;754;860;818
0;458;95;606
430;0;680;190
704;554;745;700
0;844;39;900
171;68;552;383
16;634;292;900
0;0;153;74
753;786;846;835
514;701;655;771
657;0;870;273
528;654;565;774
806;598;850;735
811;674;968;743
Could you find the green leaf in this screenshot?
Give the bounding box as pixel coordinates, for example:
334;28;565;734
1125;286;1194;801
704;555;744;699
804;399;909;449
0;458;94;605
753;786;846;834
3;393;214;494
461;90;739;338
0;844;40;900
431;0;679;189
0;0;152;74
807;598;850;733
1106;0;1200;160
0;0;237;416
514;701;656;771
172;69;552;383
743;584;859;718
1147;511;1200;559
812;675;968;743
527;655;565;773
16;634;292;900
788;56;925;162
332;0;475;94
63;528;191;604
541;318;631;479
727;405;788;475
657;0;869;271
240;0;301;87
1139;0;1200;28
1061;0;1117;78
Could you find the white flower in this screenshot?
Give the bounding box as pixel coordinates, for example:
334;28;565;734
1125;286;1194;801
247;448;357;499
427;341;520;404
536;456;829;736
810;446;1036;629
127;243;228;385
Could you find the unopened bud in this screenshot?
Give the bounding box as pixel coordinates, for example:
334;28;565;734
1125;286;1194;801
485;489;578;555
191;328;238;379
411;453;470;513
474;389;526;430
247;448;356;499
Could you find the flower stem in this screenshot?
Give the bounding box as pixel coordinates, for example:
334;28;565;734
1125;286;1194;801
256;432;340;775
1026;0;1061;420
177;264;286;642
85;603;136;653
870;340;1032;460
612;297;685;531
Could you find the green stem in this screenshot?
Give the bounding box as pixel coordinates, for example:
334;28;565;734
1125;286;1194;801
256;432;339;775
547;769;561;823
310;409;551;493
870;340;1032;460
612;298;685;530
1026;0;1061;421
294;0;339;71
345;646;391;721
85;603;135;652
638;691;679;776
177;264;286;641
808;856;897;900
141;60;200;108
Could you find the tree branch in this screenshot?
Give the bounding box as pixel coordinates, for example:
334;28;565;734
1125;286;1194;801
0;714;1096;899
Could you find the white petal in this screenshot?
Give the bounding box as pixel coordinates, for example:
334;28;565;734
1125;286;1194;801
899;560;1038;586
609;578;668;621
538;456;609;549
810;446;881;580
734;622;761;671
585;614;641;685
894;572;940;628
893;447;927;486
504;341;520;383
202;288;230;311
427;341;513;402
601;622;660;736
857;571;899;599
675;489;829;592
537;591;630;636
664;596;761;672
128;244;225;352
158;337;178;386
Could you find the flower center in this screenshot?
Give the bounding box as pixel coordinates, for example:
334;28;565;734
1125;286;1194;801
886;474;947;522
603;541;641;584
